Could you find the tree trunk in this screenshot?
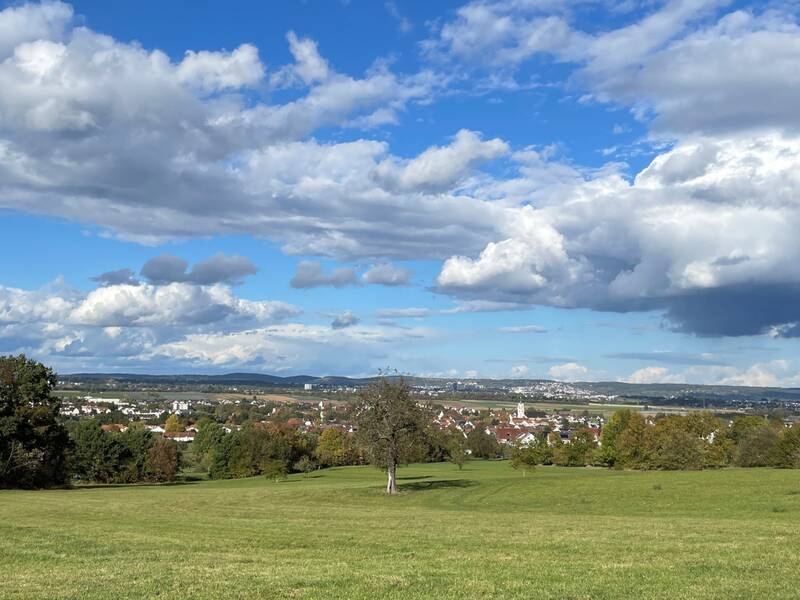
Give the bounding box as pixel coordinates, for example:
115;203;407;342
386;460;397;494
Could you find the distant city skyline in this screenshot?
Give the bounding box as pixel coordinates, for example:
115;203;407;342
2;0;800;386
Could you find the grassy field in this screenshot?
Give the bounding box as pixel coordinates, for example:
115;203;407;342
2;462;799;599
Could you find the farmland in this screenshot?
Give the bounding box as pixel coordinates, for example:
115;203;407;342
2;461;799;599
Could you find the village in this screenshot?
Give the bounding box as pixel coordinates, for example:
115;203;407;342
57;392;605;449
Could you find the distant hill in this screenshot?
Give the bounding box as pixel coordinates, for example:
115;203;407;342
58;371;800;403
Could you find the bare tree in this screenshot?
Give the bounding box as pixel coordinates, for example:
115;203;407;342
353;377;427;494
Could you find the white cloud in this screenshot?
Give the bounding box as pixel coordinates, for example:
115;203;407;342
362;263;413;286
69;283;299;328
176;44;264;92
375;129;509;191
548;362;588;381
510;364;529;378
375;307;432;319
428;2;800;137
274;31;331;86
0;0;72;58
623;366;678;384
0;277;444;374
622;360;800;387
152;322;433;372
4;1;800;344
498;324;547;333
435;132;800;336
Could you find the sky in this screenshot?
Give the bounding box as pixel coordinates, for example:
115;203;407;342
2;0;800;385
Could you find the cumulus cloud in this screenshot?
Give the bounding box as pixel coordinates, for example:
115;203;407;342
4;1;800;345
0;3;447;254
140;254;258;286
375;129;509;191
427;1;800;137
290;261;358;289
91;268;139;286
69;283;299;328
176;43;264;92
510;364;529;378
435;133;800;337
623;366;678;384
622;360;800;387
331;311;360;329
362;263;413;286
0;275;445;374
0;0;72;58
548;362;588;381
270;32;330;87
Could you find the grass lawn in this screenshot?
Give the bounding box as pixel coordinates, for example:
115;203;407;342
1;462;799;599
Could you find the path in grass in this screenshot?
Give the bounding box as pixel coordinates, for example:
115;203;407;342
1;462;799;599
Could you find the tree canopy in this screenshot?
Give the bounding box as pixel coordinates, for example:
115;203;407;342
0;355;70;488
353;378;428;494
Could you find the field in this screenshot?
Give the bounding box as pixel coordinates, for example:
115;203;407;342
2;462;799;599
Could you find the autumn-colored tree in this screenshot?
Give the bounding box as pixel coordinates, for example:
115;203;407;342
164;414;183;433
600;409;635;467
776;425;800;468
315;427;357;467
614;411;649;469
146;437;181;482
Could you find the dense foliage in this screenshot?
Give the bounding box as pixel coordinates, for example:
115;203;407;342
0;355;71;488
195;421;315;480
69;419;182;483
600;410;800;470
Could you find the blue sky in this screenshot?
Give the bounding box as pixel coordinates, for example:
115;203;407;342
1;0;800;384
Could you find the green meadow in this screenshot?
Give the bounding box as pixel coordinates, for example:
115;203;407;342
2;461;799;599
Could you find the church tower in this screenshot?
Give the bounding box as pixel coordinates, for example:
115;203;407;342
517;401;525;419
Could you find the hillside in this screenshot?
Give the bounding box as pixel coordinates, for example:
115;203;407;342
2;462;799;599
59;371;800;404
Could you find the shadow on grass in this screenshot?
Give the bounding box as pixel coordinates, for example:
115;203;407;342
397;475;433;481
399;479;476;492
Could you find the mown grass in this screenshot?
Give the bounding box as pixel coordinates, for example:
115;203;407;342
1;462;799;599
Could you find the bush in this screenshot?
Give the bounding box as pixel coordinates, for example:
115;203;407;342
262;459;288;481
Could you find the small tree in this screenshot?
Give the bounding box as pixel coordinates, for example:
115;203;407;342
294;455;316;477
146;437;181;482
446;431;467;470
164;414;183;433
466;427;501;459
353;378;427;494
508;441;537;477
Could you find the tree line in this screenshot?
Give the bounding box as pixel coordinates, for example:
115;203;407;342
509;409;800;472
1;355;181;488
5;354;800;491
